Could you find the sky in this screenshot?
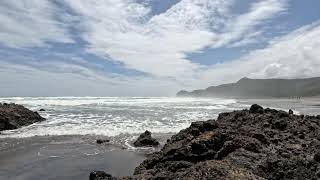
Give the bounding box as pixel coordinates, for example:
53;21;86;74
0;0;320;96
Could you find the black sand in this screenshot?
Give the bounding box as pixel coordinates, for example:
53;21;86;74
0;136;146;180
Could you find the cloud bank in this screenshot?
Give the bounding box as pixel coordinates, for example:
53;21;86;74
0;0;319;96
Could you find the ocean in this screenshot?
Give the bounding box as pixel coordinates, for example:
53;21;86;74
0;97;246;138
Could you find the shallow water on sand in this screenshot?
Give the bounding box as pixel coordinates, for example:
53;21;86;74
0;136;148;180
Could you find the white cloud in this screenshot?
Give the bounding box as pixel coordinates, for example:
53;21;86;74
0;0;289;77
0;61;181;96
1;21;320;96
0;0;73;48
3;0;319;96
195;22;320;88
213;0;288;48
63;0;288;78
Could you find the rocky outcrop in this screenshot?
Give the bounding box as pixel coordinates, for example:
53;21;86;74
0;103;45;131
133;131;159;147
91;105;320;179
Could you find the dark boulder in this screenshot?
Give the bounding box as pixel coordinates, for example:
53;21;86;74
133;131;159;147
89;171;114;180
0;103;45;131
39;109;46;112
96;139;110;144
249;104;264;114
314;152;320;163
289;109;294;115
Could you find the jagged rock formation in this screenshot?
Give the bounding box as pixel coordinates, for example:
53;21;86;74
133;130;159;147
91;104;320;180
177;77;320;98
0;103;45;131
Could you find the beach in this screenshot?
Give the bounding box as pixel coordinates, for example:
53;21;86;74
0;135;148;180
0;97;320;179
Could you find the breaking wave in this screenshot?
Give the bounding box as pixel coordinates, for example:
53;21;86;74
0;97;243;138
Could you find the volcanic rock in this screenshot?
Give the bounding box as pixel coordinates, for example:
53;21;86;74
250;104;264;114
133;131;159;147
89;171;114;180
96;139;110;144
91;104;320;179
289;109;294;115
0;103;45;131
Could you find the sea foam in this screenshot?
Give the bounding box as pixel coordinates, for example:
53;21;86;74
0;97;240;138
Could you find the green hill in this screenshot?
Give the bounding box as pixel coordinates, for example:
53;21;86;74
177;77;320;98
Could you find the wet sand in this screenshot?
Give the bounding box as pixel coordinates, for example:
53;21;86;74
0;136;147;180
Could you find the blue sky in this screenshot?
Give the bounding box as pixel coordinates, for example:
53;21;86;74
0;0;320;96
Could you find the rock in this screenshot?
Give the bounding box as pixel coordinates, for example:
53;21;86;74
272;119;287;131
89;171;114;180
0;103;45;131
249;104;263;114
278;111;289;118
133;130;159;147
289;109;294;115
314;153;320;163
252;133;269;144
92;104;320;179
96;139;110;144
39;109;46;112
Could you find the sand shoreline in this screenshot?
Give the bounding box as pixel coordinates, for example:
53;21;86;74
0;135;148;180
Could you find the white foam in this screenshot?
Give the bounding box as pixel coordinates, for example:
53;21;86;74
0;97;240;138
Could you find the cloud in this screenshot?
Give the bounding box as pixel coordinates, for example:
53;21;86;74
2;0;319;96
195;21;320;88
0;0;73;48
1;20;320;96
0;60;182;96
63;0;288;78
213;0;288;48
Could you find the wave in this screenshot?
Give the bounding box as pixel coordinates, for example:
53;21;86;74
0;97;239;138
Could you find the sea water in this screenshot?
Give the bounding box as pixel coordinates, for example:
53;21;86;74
0;97;247;138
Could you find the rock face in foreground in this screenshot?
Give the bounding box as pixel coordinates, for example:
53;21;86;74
92;104;320;179
133;131;159;147
0;103;45;131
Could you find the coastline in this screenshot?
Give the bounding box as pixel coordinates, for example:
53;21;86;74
96;104;320;179
1;98;320;179
239;97;320;115
0;135;148;180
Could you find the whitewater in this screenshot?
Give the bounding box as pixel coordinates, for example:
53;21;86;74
0;97;247;138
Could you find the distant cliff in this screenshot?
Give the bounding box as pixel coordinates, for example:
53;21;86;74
177;77;320;98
